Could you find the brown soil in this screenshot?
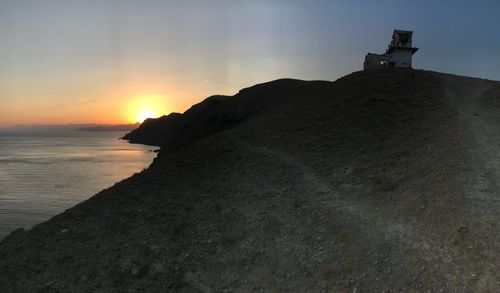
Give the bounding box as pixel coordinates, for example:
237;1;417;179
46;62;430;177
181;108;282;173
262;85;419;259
0;69;499;292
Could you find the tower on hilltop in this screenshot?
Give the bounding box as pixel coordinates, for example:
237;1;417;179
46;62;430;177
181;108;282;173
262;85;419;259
364;29;419;70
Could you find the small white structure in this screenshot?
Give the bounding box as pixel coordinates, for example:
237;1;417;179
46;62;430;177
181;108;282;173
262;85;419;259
364;29;418;70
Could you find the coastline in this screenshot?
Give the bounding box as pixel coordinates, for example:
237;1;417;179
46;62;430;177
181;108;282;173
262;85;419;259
0;130;157;241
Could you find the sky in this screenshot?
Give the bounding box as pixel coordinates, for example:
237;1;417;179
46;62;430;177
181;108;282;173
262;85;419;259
1;0;500;126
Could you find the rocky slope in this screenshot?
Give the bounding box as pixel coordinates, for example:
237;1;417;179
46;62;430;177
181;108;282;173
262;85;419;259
0;69;499;292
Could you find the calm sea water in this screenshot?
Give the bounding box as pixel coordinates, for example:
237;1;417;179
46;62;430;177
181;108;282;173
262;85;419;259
0;130;157;240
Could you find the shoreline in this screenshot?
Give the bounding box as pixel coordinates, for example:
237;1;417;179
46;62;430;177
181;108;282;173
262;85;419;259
0;130;157;241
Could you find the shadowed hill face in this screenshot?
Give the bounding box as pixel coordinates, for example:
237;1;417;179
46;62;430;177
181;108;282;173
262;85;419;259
2;69;500;292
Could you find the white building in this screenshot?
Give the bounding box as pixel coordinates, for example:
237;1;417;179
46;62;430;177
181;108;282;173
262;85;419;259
364;30;418;70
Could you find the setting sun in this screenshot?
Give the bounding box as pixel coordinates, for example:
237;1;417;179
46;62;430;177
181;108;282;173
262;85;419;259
124;95;169;123
137;109;157;122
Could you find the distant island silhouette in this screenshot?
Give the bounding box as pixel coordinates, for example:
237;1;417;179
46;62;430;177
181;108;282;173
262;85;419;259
78;123;140;132
0;123;139;132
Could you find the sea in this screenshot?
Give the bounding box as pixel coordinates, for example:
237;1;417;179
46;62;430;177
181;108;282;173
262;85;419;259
0;129;157;240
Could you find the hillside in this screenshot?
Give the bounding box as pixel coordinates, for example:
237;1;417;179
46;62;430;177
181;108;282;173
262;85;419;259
0;69;499;292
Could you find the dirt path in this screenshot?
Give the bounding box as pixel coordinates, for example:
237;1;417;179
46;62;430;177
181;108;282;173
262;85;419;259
232;134;455;291
441;75;500;289
443;77;500;223
236;137;415;242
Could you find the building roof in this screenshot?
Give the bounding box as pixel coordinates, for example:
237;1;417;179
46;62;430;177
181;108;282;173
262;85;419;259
386;46;419;54
393;29;413;35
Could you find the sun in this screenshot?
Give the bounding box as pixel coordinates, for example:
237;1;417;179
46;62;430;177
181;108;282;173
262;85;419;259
125;95;169;123
137;109;157;123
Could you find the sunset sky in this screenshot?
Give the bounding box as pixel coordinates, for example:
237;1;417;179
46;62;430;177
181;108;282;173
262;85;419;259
1;0;500;126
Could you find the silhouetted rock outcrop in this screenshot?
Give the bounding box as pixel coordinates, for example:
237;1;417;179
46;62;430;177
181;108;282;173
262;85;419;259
123;113;184;146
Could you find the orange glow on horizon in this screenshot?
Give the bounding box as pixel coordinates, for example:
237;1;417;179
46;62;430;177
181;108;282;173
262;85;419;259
0;77;238;127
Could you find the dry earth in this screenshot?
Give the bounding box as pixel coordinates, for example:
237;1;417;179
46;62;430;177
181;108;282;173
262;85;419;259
0;69;499;292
